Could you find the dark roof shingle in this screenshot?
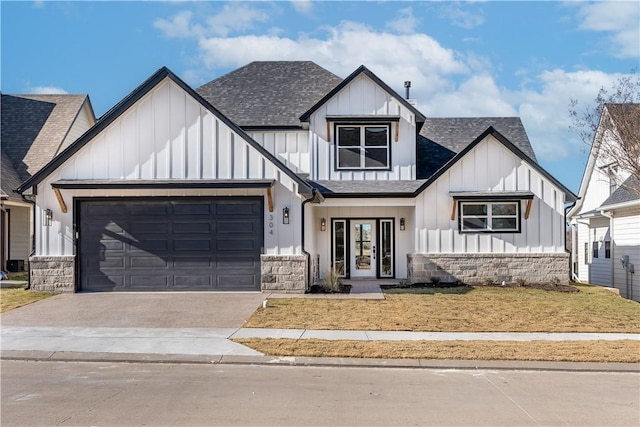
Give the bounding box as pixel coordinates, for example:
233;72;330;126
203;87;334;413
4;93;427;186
417;117;537;179
196;61;343;128
600;175;640;207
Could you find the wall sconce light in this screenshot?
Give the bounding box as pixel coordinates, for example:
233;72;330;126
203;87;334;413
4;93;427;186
320;218;326;231
43;209;53;227
399;217;405;231
283;207;290;224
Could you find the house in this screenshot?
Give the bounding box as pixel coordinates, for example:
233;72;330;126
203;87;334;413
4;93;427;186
1;94;95;274
16;62;576;292
567;104;640;301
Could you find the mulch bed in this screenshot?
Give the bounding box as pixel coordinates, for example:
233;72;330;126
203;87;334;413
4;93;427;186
309;284;352;294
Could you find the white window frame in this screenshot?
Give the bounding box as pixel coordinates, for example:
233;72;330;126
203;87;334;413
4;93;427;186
459;201;520;233
335;124;390;170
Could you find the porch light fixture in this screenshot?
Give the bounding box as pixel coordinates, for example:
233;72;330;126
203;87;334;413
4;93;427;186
43;209;53;227
320;218;326;231
399;217;405;231
283;207;290;224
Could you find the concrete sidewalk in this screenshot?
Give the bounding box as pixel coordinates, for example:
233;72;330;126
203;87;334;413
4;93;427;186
2;326;638;372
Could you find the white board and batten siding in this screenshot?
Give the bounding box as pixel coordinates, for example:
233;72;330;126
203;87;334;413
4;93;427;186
250;131;310;174
35;77;302;257
415;135;567;254
308;74;417;181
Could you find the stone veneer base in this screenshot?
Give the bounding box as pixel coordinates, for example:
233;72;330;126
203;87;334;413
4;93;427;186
407;253;570;285
261;254;307;293
29;256;76;292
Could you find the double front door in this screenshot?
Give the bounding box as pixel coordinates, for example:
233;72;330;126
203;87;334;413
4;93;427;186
332;218;394;278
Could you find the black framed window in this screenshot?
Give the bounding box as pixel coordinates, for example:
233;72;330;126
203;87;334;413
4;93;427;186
605;241;611;258
336;125;390;170
592;241;599;258
459;201;520;233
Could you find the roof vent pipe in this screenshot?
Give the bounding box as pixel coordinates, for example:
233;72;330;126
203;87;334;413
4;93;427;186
404;81;411;99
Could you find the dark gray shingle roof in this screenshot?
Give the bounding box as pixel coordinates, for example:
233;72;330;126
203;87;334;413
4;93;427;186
1;94;89;184
418;117;537;179
600;175;640;207
196;61;343;128
310;180;427;196
1;151;24;202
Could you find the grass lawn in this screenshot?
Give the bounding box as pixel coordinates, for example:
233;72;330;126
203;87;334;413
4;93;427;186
234;339;640;363
1;287;55;313
248;284;640;333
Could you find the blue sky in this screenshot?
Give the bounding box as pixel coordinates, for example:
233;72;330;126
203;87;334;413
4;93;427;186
2;1;639;193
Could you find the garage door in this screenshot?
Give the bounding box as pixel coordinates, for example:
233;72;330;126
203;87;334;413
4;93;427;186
79;197;263;292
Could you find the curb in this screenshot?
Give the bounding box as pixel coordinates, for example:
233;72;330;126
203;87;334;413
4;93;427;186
2;350;638;373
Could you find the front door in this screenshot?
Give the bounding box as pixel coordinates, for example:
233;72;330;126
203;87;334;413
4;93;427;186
350;221;376;278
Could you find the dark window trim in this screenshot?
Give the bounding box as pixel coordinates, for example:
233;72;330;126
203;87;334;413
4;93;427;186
592;241;599;258
334;123;393;172
326;115;400;123
605;241;611;259
457;200;522;234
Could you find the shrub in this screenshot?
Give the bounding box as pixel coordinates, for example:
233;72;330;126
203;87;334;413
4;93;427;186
483;277;495;286
550;277;561;287
516;278;526;287
323;268;343;292
430;276;441;286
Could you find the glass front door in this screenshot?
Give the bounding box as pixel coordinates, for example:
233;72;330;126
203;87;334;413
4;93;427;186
350;221;376;278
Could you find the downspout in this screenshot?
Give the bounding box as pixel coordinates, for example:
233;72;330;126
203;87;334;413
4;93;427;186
301;189;321;292
600;210;614;290
19;192;36;290
565;202;576;282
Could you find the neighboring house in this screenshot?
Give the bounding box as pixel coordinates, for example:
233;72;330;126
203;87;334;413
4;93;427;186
1;94;95;274
567;104;639;301
17;62;576;293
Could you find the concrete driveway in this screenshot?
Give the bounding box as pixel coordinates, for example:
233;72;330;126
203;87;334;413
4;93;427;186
0;292;267;328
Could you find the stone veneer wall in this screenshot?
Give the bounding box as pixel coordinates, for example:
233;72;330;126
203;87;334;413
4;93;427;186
261;254;307;293
29;256;76;292
407;253;570;285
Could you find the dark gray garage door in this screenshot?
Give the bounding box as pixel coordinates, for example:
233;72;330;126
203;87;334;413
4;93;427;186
79;197;263;292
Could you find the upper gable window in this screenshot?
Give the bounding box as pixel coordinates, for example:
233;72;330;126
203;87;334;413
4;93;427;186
336;125;390;170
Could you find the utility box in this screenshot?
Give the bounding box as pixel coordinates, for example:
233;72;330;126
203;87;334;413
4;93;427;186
7;259;25;272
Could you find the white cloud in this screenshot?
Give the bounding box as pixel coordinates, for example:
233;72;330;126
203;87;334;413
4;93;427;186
386;7;419;34
28;85;68;95
155;4;269;39
439;4;485;29
576;1;639;58
205;3;269;37
291;0;313;15
197;20;469;87
154;10;201;39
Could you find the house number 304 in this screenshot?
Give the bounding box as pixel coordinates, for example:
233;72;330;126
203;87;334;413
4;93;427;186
268;214;274;235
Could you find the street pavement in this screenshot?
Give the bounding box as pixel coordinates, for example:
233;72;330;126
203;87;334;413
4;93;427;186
2;360;639;426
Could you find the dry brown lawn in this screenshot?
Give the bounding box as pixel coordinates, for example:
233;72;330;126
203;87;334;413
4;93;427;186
234;338;640;363
1;288;54;313
248;284;640;333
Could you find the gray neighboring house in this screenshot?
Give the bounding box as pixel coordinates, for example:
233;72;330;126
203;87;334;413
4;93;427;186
17;62;576;293
1;94;95;273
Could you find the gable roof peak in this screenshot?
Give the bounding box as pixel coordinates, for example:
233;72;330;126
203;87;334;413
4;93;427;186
299;64;426;122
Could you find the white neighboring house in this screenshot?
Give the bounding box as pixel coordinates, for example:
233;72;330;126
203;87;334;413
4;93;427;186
17;63;576;293
568;104;640;301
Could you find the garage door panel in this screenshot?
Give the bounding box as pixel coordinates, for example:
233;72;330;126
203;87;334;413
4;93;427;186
215;221;257;234
80;197;263;292
174;222;211;234
215;202;260;216
173;202;212;215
